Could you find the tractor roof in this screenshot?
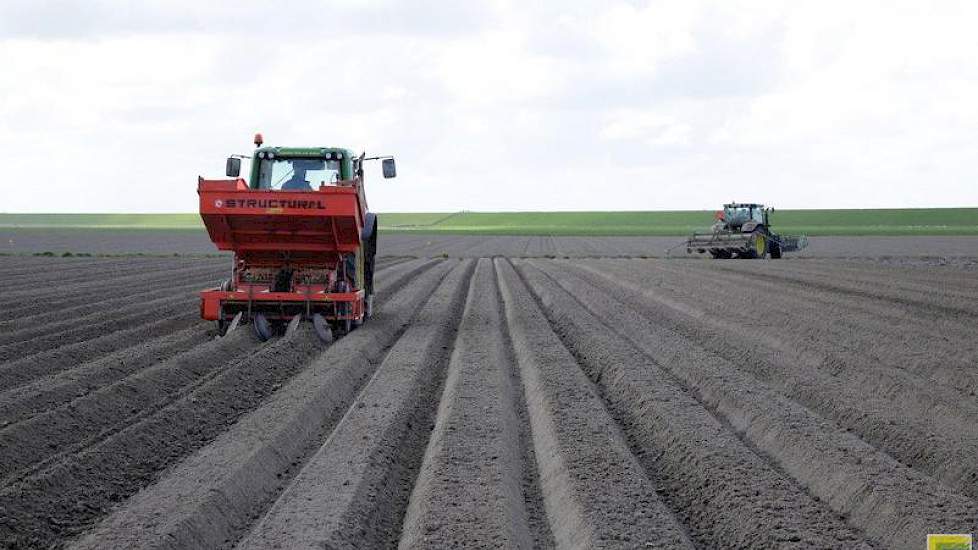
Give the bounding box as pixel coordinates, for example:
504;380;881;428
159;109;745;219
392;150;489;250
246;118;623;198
254;146;356;159
724;202;765;208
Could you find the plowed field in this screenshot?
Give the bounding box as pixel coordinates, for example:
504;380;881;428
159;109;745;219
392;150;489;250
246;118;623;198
1;254;976;549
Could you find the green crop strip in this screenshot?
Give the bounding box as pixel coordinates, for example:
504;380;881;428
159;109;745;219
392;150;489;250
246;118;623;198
1;208;976;236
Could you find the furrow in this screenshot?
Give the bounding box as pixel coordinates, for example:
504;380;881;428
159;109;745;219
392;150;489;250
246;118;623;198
0;324;211;425
0;329;263;485
67;260;455;550
801;258;978;291
0;312;201;389
732;257;978;296
0;323;326;549
644;259;978;400
0;257;409;342
0;259;430;423
0;261;430;426
0;276;211;336
0;257;216;291
495;259;695;550
0;280;211;346
0;261;222;313
0;257;169;281
517;259;875;549
0;257;223;297
534;259;978;550
711;261;978;317
235;259;473;549
0;293;197;361
652;258;977;342
0;256;102;272
571;260;978;499
398;259;550;549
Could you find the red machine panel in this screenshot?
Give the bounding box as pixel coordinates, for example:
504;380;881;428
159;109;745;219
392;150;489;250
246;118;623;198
198;178;365;259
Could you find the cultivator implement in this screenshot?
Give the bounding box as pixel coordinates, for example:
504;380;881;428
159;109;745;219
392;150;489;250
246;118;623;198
686;231;808;259
685;202;808;259
198;136;394;343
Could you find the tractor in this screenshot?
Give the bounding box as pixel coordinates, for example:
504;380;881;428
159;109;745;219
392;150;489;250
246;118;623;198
197;133;396;343
686;202;807;259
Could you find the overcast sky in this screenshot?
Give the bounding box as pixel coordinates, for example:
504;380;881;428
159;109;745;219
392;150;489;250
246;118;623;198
2;1;977;213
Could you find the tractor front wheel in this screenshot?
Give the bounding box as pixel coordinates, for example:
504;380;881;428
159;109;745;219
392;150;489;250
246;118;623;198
749;231;768;259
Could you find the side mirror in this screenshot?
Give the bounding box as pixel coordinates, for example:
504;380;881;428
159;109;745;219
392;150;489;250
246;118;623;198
226;157;241;178
382;158;397;179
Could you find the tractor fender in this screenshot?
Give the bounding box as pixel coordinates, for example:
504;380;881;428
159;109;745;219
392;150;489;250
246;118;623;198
361;212;378;296
362;212;378;242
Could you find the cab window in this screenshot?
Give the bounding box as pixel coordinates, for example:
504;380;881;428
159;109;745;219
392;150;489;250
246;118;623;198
751;208;765;224
255;158;342;190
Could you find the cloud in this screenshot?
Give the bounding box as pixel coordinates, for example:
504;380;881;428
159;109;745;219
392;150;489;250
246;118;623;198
1;1;977;213
0;1;496;39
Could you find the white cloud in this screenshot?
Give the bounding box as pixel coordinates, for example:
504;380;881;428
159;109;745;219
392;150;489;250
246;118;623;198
1;0;977;213
590;1;700;77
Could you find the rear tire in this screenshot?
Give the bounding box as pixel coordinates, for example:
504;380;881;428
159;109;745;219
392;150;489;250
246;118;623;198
313;313;334;344
749;229;768;259
253;313;273;342
770;241;782;259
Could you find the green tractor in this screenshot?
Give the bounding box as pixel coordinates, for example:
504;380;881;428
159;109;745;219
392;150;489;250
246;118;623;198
686;203;808;259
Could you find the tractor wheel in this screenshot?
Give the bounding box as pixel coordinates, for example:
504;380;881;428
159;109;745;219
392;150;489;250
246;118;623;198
770;241;782;259
751;231;768;259
312;313;334;344
253;313;273;342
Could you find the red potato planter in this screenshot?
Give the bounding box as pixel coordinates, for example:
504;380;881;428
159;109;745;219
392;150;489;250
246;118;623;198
198;135;395;342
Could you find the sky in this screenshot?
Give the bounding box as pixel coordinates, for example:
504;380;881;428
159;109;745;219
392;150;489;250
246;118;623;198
1;0;977;213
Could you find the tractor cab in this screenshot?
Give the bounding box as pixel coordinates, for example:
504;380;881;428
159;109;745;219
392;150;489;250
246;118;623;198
225;147;356;190
722;203;768;230
250;148;352;190
222;133;397;192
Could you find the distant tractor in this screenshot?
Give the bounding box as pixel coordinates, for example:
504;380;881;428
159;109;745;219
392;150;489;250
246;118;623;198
686;203;808;259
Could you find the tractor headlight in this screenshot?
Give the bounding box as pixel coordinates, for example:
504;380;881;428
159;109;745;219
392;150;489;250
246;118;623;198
267;152;275;160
